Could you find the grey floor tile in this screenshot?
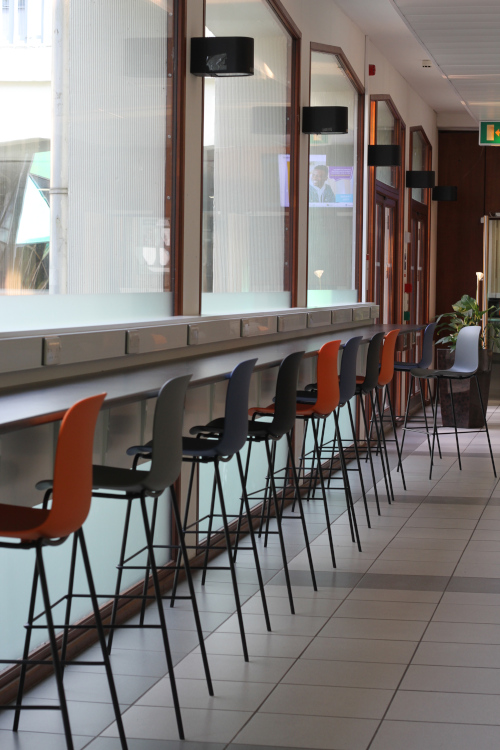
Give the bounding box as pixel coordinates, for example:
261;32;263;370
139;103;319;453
319;616;427;641
259;682;393;719
241;594;342;618
447;576;500;594
386;689;500;724
196;631;312;658
269;570;364;588
0;698;127;737
217;612;328;637
282;658;405;689
26;670;159;706
301;636;417;664
432;602;500;624
348;588;441;603
369;720;500;750
423;496;489;505
86;740;225;750
102;705;252;743
413;641;500;668
424;621;500;644
401;664;500;694
69;646;173;678
232;712;378;750
332;599;436;621
357;573;449;592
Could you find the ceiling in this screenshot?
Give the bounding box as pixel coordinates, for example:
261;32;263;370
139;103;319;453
334;0;500;126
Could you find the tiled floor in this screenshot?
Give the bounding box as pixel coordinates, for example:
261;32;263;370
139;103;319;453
5;390;500;749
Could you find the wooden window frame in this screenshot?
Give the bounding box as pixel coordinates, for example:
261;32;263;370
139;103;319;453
368;95;406;323
307;43;365;303
408;125;432;324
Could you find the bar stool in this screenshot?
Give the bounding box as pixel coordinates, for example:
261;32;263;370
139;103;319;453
410;325;497;479
293;339;348;562
0;394;128;750
36;376;206;740
355;331;392;507
303;336;372;532
168;358;272;662
396;321;440;459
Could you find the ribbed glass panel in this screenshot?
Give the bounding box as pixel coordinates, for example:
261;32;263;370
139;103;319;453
201;0;292;313
68;0;169;295
307;52;358;307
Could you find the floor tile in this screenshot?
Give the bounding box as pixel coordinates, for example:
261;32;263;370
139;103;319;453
232;713;378;750
357;573;449;591
400;664;500;694
196;631;312;658
259;682;393;719
0;731;89;750
26;670;158;706
216;612;328;637
174;653;295;684
386;690;500;724
369;720;500;750
319;617;427;641
332;599;436;621
424;621;500;644
413;641;500;668
348;587;441;603
300;636;417;664
0;698;127;737
367;560;456;576
241;594;342;618
447;576;500;594
282;658;405;689
432;602;500;624
87;739;225;750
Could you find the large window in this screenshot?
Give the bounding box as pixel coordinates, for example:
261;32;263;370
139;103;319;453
307;48;362;308
375;100;398;188
0;0;175;332
201;0;295;316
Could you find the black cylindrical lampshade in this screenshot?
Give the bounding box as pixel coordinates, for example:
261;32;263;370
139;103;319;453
367;144;401;167
302;106;348;135
190;37;254;77
432;185;458;201
406;170;435;189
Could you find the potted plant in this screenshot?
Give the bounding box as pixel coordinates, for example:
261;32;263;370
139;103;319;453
435;294;500;428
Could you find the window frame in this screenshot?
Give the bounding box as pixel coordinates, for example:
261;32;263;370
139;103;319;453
408;125;432;324
307;43;365;304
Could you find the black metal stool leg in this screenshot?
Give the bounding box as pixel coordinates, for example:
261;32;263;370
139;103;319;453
429;380;442;460
286;432;317;591
417;377;433;458
201;473;218;586
334;410;362;552
429;377;439;480
139;496;159;625
78;530;129;749
386;385;406;490
140;495;184;738
360;394;381;516
234;439;253;558
236;451;272;630
370;390;392;504
264;438;294;614
36;544;74;750
476;373;497;477
311;417;336;567
375;389;395;503
107;497;133;653
170;486;214;695
61;534;79;674
171;461;196;606
399;374;413;462
448;378;462;470
347;400;371;528
214;459;249;661
13;553;40;731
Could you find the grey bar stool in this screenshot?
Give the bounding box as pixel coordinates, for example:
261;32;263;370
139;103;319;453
395;321;441;461
411;325;497;479
168;358;272;662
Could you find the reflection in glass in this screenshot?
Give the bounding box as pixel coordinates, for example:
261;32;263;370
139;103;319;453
375;100;396;187
307;51;358;308
411;129;426;204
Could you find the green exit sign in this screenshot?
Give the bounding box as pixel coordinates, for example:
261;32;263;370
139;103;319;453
480;122;500;145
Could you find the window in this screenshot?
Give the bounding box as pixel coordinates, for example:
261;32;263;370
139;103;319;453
410;128;430;204
375;100;398;188
0;0;176;331
307;47;362;308
201;0;296;316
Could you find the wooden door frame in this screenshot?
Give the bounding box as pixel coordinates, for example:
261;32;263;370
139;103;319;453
368;95;406;324
408;126;432;324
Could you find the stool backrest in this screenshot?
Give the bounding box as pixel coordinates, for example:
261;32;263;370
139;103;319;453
313;339;341;416
43;393;106;539
452;325;480;373
216;358;257;456
268;351;305;436
146;374;192;492
418;322;437;369
378;329;400;386
360;331;386;391
339;336;362;405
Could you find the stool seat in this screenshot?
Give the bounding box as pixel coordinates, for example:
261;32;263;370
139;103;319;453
190;417;275;440
0;503;50;540
394;361;418;371
410;366;477;379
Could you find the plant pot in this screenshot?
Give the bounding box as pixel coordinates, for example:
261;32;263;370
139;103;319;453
437;348;492;429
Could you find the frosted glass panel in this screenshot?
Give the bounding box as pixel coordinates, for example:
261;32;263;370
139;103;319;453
201;0;292;314
411;129;426;204
307;52;358;308
0;0;174;327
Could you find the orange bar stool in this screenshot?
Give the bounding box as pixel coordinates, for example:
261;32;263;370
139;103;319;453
0;394;128;750
376;329;407;492
295;339;362;554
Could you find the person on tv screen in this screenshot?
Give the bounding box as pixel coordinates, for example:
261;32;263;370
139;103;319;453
309;164;334;204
